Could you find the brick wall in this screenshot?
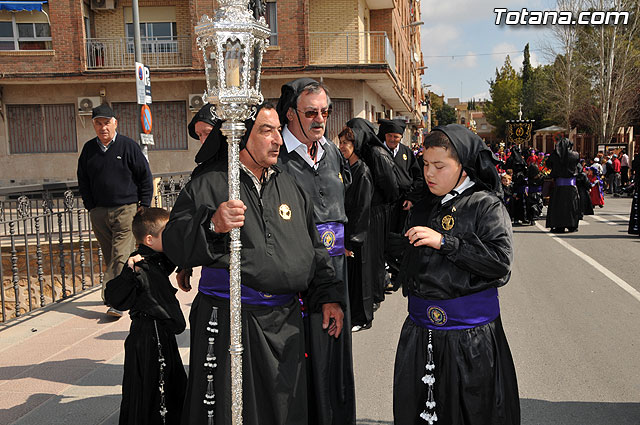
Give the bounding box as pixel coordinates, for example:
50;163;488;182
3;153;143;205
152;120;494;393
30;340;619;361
0;0;84;74
262;0;307;70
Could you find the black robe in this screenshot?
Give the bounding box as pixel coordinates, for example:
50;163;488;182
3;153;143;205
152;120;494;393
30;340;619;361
344;159;374;327
392;188;519;425
389;143;424;233
104;245;187;425
277;136;356;425
362;143;401;303
525;164;544;222
576;167;594;216
162;159;344;425
628;157;640;235
545;140;581;230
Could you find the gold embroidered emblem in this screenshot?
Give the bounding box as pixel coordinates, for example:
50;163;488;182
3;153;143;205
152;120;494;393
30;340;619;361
338;172;343;183
322;230;336;249
403;153;408;160
279;204;291;220
452;206;457;212
441;215;454;231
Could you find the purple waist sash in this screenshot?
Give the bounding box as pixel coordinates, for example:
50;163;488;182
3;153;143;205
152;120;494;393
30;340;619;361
316;222;345;257
199;267;294;306
555;177;576;186
528;185;543;193
408;288;500;330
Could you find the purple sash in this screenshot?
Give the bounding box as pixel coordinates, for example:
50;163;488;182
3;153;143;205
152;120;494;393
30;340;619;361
408;288;500;330
199;267;294;306
528;185;542;193
316;222;345;257
555;177;576;186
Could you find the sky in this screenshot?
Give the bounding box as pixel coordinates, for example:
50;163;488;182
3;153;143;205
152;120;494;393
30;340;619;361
419;0;557;102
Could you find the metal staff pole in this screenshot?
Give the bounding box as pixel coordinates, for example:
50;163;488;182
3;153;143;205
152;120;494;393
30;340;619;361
195;2;270;423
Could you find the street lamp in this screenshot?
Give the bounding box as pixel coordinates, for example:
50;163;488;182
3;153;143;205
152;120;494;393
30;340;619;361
195;2;270;424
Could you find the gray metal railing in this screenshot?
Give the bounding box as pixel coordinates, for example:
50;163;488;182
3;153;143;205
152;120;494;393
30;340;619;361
309;31;396;72
85;36;193;70
0;172;190;323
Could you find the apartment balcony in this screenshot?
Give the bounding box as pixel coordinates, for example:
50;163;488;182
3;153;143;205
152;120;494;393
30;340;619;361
308;31;396;77
85;36;192;70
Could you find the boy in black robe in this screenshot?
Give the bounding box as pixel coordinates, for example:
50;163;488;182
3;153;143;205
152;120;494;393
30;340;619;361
391;124;520;425
105;207;187;425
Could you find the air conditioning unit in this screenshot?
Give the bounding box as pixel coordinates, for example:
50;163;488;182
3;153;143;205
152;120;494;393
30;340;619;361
77;97;102;115
91;0;115;11
189;94;205;111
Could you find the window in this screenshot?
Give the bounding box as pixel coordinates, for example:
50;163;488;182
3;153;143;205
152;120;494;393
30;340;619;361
0;15;51;50
112;101;188;151
8;104;77;154
265;0;277;46
126;22;177;53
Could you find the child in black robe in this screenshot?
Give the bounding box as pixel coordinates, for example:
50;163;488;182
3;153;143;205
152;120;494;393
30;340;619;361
105;207;187;425
391;124;519;425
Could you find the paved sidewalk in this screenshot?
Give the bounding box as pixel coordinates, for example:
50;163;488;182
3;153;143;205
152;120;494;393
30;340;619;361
0;266;403;425
0;271;194;425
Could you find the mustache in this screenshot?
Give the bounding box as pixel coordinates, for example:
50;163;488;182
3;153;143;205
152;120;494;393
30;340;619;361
309;122;325;130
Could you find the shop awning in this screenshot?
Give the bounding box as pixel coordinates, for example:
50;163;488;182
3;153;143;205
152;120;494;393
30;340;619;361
0;1;47;12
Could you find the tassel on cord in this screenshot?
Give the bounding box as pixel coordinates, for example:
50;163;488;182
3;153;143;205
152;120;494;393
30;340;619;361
420;329;437;424
154;320;168;424
203;307;219;425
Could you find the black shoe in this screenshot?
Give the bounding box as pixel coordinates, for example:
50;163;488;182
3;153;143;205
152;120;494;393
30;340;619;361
551;227;565;233
372;302;380;312
567;227;578;233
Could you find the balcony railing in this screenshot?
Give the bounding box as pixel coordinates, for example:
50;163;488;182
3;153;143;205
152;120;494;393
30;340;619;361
0;172;190;323
309;31;396;75
85;36;193;70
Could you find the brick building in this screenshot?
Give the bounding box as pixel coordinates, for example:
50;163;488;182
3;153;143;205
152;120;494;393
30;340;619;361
0;0;425;185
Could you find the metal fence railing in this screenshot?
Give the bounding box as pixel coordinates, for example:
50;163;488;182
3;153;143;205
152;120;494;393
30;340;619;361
0;172;190;323
309;31;396;73
85;36;193;70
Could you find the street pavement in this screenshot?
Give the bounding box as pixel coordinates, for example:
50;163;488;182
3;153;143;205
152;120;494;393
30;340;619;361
1;195;639;424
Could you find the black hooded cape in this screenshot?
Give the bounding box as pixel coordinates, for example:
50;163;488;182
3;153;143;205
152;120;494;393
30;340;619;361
343;118;375;327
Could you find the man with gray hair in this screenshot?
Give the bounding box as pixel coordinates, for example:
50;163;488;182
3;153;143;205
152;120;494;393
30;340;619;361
276;78;355;425
77;103;153;318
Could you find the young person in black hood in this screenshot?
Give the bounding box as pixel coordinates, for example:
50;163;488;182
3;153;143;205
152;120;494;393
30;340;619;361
390;124;520;425
105;207;187;425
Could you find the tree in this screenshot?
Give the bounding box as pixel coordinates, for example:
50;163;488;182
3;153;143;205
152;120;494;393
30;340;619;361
436;103;457;126
541;0;585;132
484;55;522;139
579;0;640;144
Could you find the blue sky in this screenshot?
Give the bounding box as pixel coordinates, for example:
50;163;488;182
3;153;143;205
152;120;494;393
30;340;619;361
419;0;556;102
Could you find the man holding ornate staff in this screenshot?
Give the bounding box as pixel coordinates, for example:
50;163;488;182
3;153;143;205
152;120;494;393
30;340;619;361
163;103;345;424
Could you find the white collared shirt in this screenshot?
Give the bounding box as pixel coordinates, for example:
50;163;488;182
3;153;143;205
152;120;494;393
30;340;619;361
385;141;400;157
441;176;475;204
282;125;328;169
96;132;118;152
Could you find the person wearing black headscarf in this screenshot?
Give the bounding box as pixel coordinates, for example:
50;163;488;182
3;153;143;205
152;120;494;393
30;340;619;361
377;118;424;283
163;103;346;425
390;124;519;425
275;78;355;425
505;145;529;224
340;118;375;331
545;138;580;233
